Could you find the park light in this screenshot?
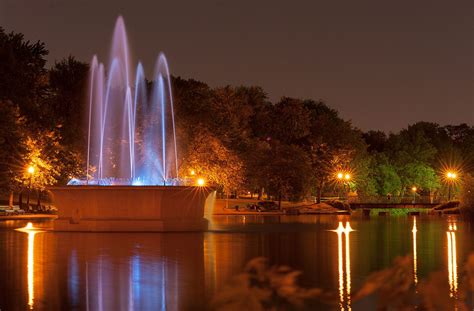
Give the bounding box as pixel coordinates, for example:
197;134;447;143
27;165;35;175
446;171;457;180
337;172;344;180
190;169;196;176
196;178;205;186
412;186;417;192
344;173;351;181
444;169;459;201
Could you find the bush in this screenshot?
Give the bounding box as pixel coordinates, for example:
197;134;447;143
325;200;351;211
460;174;474;220
432;201;460;211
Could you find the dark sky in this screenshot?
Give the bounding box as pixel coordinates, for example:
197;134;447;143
2;0;473;132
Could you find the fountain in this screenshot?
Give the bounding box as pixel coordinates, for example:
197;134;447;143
50;16;213;232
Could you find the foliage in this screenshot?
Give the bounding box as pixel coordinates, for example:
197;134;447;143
460;173;474;219
365;208;428;216
180;127;244;193
0;28;472;201
213;254;474;310
0;27;48;122
15;133;62;191
0;100;26;191
260;143;313;202
47;56;89;147
211;257;325;310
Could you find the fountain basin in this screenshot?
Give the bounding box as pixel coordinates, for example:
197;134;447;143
49;186;214;232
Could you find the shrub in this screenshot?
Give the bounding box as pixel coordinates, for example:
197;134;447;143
460;173;474;220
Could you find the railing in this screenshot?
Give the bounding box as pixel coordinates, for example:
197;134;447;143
348;195;447;204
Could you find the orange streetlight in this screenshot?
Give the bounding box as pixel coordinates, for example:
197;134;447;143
196;178;205;187
336;171;352;200
446;171;458;201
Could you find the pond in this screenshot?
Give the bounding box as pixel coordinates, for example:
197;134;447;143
0;215;472;310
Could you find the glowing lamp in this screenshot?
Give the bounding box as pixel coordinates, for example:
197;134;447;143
344;173;351;181
27;166;35;175
446;171;457;180
337;172;343;180
196;178;205;186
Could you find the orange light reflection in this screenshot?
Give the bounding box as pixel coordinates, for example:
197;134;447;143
332;222;353;311
16;223;44;309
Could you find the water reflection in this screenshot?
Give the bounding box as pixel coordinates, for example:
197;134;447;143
332;221;353;311
15;223;44;310
1;217;472;310
412;217;418;285
447;220;458;298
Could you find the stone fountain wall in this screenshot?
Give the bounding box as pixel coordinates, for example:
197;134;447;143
50;186;213;232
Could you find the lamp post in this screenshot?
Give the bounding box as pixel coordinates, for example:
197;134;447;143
336;171;351;200
337;172;344;199
344;173;351;199
26;166;35;211
412;186;417;204
446;171;457;201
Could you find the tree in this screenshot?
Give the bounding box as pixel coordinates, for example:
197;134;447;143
363;130;387;153
303;100;367;202
48;56;89;147
180;127;244;194
267;97;310;145
0;27;49;123
0;100;27;193
260;143;313;205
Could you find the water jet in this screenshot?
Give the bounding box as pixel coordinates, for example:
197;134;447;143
50;16;213;231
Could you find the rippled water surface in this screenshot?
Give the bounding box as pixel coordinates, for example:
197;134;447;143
0;215;472;310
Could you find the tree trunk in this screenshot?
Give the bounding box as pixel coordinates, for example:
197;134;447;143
18;191;23;209
36;190;41;210
316;180;324;204
9;191;14;208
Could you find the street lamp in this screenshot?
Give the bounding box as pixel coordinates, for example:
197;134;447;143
446;171;457;201
336;171;351;200
26;165;35;210
196;178;205;187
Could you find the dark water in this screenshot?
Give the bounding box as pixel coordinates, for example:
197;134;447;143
0;215;472;310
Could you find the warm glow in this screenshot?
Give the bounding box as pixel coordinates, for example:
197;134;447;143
412;186;417;192
344;173;351;181
190;169;196;176
446;171;457;180
447;222;458;298
15;223;43;309
27;165;35;175
196;178;205;186
412;218;418;285
337;172;344;180
332;222;353;311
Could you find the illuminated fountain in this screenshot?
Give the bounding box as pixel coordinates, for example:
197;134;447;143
50;17;213;232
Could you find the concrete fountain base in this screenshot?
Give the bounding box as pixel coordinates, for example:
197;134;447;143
49;186;214;232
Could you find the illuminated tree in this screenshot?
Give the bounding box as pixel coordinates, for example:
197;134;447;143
180;127;244;194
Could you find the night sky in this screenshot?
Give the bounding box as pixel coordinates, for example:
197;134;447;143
2;0;473;132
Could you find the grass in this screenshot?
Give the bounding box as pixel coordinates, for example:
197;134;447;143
360;208;430;216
